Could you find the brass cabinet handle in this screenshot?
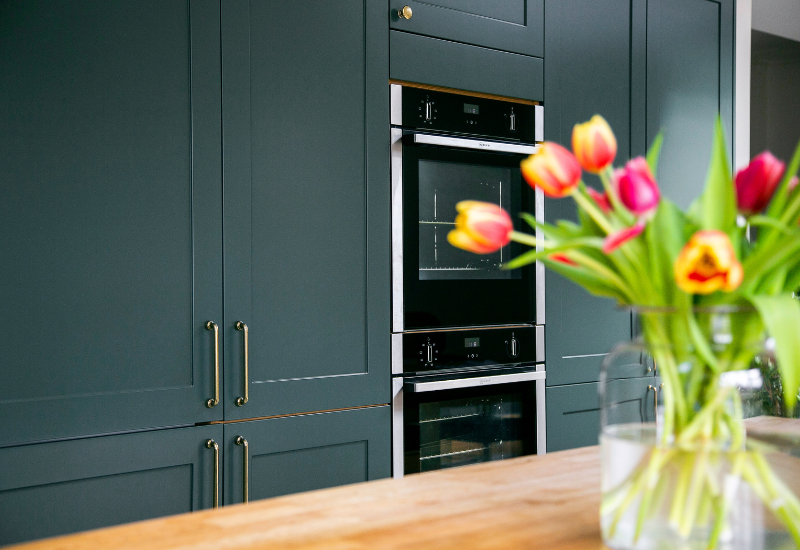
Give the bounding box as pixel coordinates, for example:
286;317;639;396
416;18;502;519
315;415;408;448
236;436;249;503
205;321;220;408
648;384;664;428
205;439;219;509
235;322;249;406
397;5;412;19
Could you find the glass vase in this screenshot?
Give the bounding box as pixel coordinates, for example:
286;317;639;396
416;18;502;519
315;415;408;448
599;307;800;550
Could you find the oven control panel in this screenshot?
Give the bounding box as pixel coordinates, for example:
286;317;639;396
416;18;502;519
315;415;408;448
400;86;538;143
401;326;541;374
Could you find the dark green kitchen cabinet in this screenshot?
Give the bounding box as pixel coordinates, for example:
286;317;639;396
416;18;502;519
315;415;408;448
0;0;223;447
389;0;543;57
543;0;634;387
644;0;734;208
223;406;391;505
546;377;656;452
221;0;390;420
0;425;223;546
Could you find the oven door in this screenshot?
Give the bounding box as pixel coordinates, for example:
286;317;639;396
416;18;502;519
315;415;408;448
396;132;541;331
393;366;545;476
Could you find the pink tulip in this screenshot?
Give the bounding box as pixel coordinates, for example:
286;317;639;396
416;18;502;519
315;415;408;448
587;187;611;213
520;142;582;198
447;201;513;254
549;253;579;267
603;222;645;254
735;151;785;215
615;158;660;215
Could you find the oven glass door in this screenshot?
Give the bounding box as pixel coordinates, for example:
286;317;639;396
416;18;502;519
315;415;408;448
403;380;537;474
403;140;535;329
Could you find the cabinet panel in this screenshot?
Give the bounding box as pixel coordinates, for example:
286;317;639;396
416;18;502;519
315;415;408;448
646;0;734;208
389;0;543;57
547;378;653;452
390;31;543;101
543;0;633;387
0;425;222;546
222;0;390;418
223;405;391;505
0;0;223;446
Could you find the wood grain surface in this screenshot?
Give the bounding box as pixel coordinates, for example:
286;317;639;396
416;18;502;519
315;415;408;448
9;447;606;550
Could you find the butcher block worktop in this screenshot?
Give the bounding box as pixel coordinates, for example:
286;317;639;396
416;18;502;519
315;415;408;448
11;447;606;550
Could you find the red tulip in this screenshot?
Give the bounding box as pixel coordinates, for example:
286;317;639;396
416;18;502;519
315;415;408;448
447;201;513;254
602;222;645;254
735;152;785;215
587;187;612;213
615;157;660;215
674;230;743;294
520;142;582;198
572;115;617;173
549;253;579;267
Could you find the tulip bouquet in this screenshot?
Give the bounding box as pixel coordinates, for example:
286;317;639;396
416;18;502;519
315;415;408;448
449;115;800;548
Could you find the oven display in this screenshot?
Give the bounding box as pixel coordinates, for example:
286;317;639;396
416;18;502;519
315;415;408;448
465;337;480;348
464;103;479;115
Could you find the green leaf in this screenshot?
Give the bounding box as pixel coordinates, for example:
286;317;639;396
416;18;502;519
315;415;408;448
785;264;800;294
766;136;800;219
502;236;605;270
748;215;799;237
748;294;800;410
646;132;664;178
645;199;695;305
541;259;626;301
696;118;736;233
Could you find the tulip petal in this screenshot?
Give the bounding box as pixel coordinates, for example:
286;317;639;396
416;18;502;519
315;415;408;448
602;222;645;254
673;230;743;294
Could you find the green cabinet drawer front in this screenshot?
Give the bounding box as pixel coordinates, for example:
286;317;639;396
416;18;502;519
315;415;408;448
547;378;655;452
0;0;223;445
389;0;543;57
0;425;223;546
543;0;634;387
221;0;390;419
390;31;543;101
223;406;391;505
646;0;734;208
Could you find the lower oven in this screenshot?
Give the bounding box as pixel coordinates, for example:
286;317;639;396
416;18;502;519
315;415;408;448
392;325;546;477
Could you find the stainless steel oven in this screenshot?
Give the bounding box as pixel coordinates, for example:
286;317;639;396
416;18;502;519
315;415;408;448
390;84;546;477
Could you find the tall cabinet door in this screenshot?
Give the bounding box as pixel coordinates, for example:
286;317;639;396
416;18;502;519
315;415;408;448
0;425;223;546
221;1;390;419
543;0;633;387
0;0;223;446
645;0;734;208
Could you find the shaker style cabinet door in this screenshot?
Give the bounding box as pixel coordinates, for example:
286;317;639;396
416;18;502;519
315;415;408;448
221;0;390;420
542;0;634;387
389;0;543;58
0;0;223;446
645;0;734;208
0;425;223;546
223;406;391;505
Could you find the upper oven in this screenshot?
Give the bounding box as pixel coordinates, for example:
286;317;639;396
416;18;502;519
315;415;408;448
391;84;545;332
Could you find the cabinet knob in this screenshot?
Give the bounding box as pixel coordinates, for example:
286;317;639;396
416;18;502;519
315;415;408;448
398;5;412;19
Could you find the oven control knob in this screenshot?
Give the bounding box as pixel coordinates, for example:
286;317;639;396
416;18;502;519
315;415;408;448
427;344;434;363
508;337;519;358
507;111;517;132
424;100;433;122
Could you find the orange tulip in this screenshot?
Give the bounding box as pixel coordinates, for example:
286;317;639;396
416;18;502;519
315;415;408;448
447;201;513;254
572;115;617;173
520;142;582;198
674;230;743;294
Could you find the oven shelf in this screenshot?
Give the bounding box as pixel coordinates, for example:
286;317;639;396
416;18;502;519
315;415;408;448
418;412;482;424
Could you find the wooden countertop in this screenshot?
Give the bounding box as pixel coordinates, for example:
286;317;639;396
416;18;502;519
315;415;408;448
13;447;606;550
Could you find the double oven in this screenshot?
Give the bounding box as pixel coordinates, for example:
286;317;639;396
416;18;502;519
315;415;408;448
390;84;546;477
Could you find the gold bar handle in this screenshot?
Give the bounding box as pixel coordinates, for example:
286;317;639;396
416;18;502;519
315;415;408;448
205;439;219;508
205;321;220;408
236;436;249;503
235;322;249;406
648;385;658;428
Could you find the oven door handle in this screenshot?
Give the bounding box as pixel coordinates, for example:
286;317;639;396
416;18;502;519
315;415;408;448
405;369;545;393
409;133;540;155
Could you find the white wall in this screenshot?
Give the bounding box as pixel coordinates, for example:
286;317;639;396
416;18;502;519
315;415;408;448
752;0;800;42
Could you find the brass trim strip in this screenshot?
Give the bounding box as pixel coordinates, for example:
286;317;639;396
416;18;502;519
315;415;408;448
389;79;539;106
205;403;389;425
